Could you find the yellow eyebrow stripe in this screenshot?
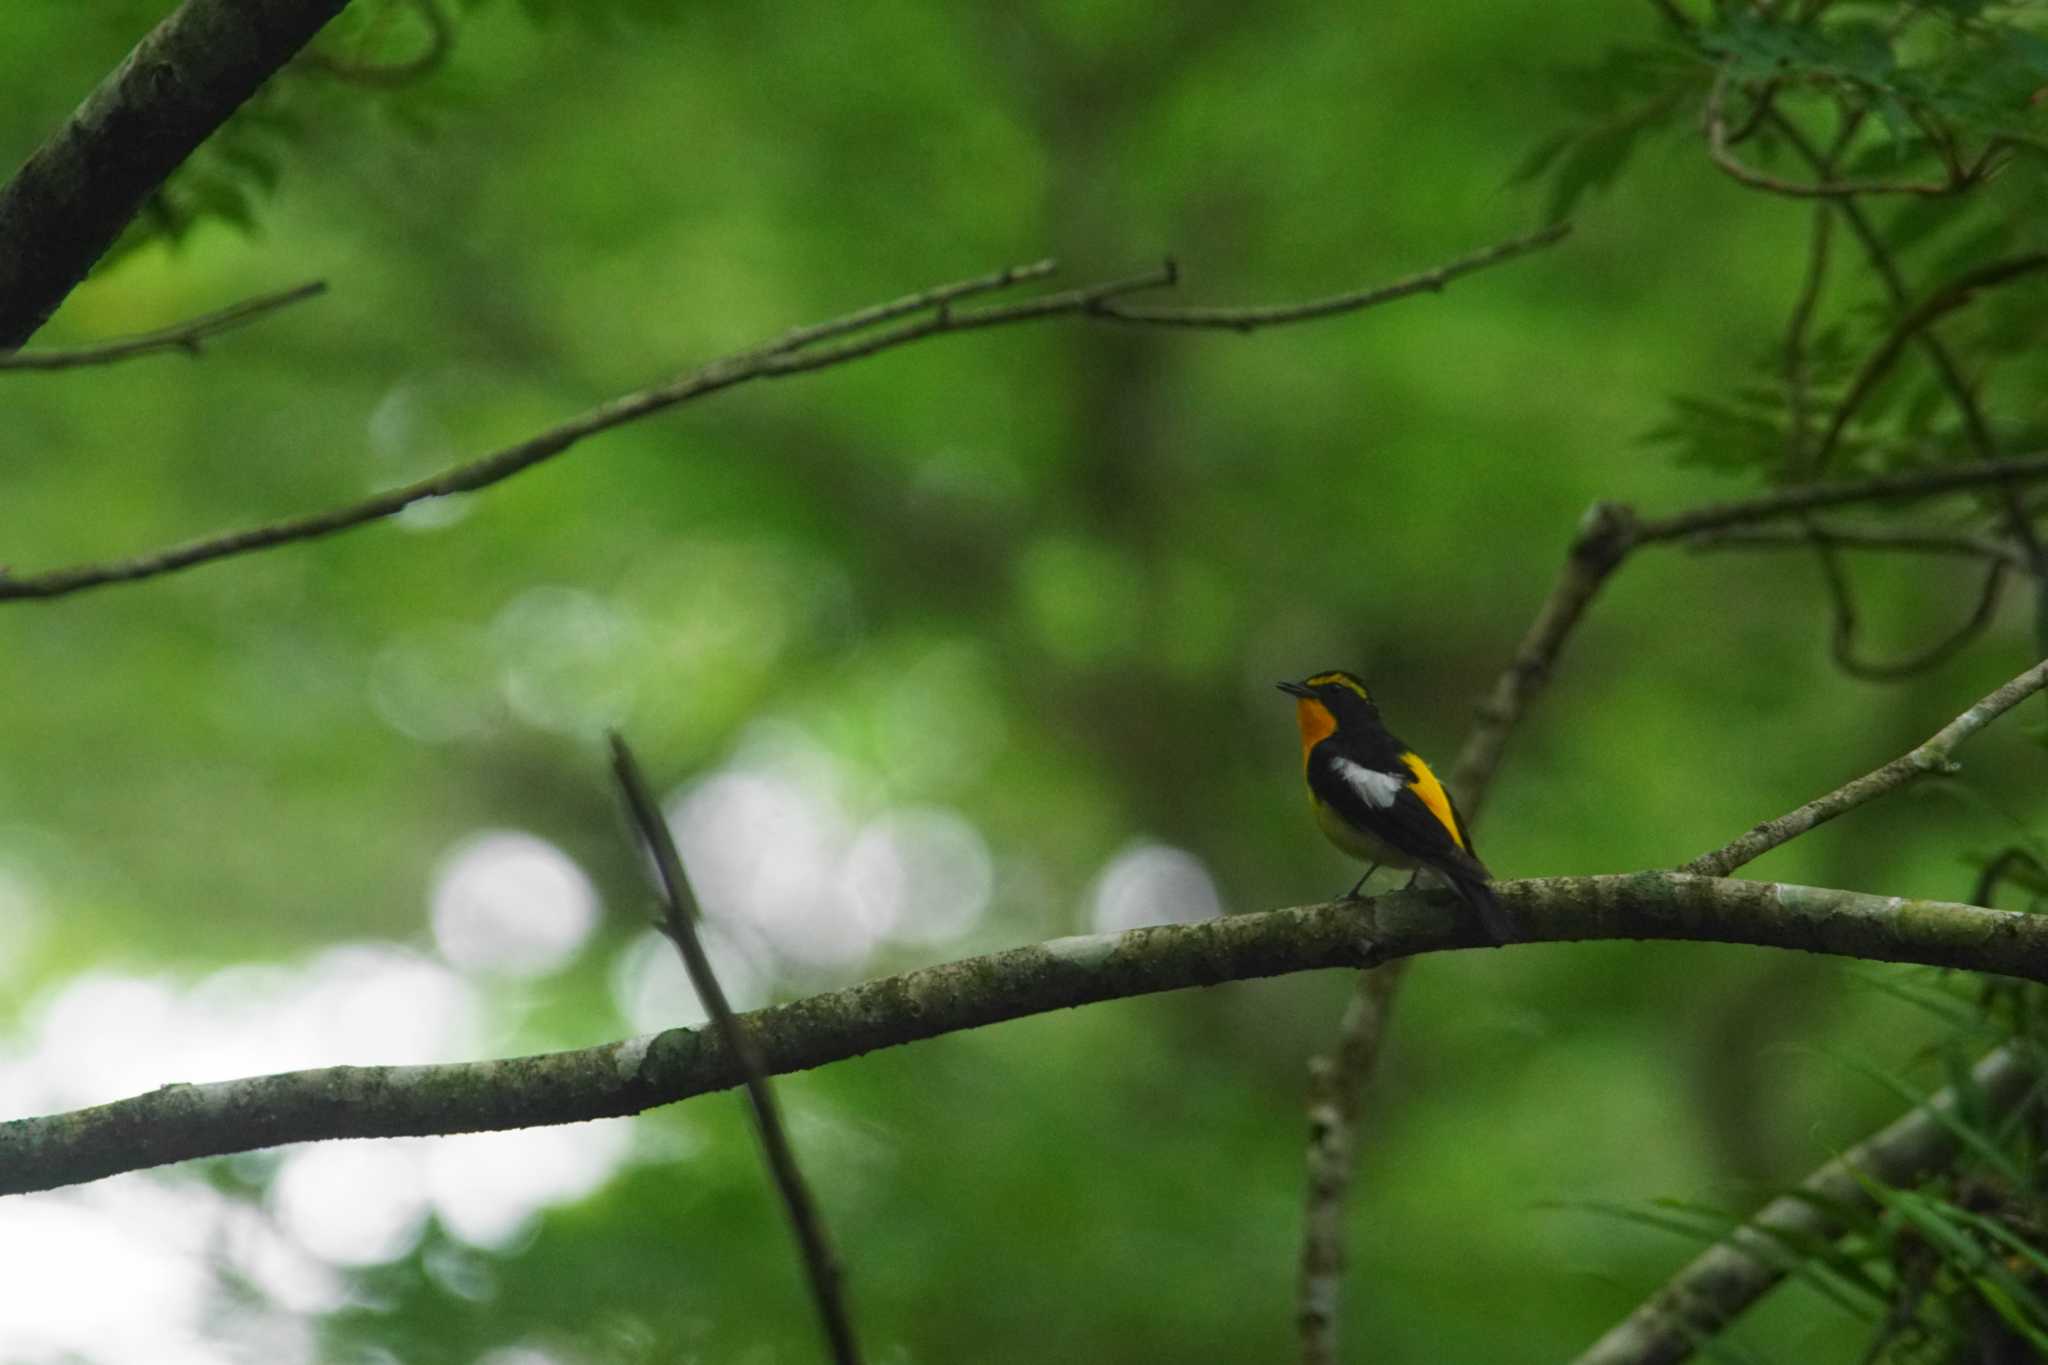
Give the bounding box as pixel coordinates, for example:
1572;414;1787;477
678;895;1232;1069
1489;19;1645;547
1305;672;1370;701
1399;751;1466;850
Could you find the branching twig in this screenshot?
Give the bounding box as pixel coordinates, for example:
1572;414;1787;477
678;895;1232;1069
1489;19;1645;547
0;0;351;348
0;281;326;372
1705;71;1969;200
1771;112;2044;574
1095;223;1570;332
1573;1046;2038;1365
609;734;861;1365
1682;656;2048;877
8;875;2048;1197
0;227;1568;603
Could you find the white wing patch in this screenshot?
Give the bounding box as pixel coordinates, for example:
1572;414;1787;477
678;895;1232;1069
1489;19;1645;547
1333;756;1404;809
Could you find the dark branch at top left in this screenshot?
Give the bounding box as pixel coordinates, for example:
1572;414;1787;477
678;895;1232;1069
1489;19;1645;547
0;0;349;350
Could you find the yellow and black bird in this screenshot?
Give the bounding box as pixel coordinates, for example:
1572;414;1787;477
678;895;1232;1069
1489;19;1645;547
1278;670;1516;945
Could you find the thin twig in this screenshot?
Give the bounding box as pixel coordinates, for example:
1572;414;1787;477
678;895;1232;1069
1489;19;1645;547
8;874;2048;1196
1687;524;2026;567
1096;222;1570;332
0;281;327;372
1810;253;2048;478
1975;848;2048;910
1705;71;1966;199
756;258;1057;354
1817;546;2008;681
0;227;1567;603
1573;1046;2038;1365
609;734;861;1365
1633;451;2048;542
1782;203;1834;472
0;260;1162;601
1681;657;2048;877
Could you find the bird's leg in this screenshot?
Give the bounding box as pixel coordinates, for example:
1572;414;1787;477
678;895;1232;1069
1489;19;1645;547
1343;864;1381;899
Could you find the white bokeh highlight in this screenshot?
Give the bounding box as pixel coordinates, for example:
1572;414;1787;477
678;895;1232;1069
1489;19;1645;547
0;933;638;1361
271;1143;431;1267
651;726;999;980
429;830;601;978
610;925;766;1033
1087;843;1225;934
840;808;993;946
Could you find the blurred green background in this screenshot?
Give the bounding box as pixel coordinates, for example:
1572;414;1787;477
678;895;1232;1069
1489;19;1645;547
1;2;2042;1361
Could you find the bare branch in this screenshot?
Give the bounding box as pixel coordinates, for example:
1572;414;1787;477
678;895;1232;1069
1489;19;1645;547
0;281;326;373
1682;657;2048;877
7;874;2048;1197
1095;222;1571;332
0;229;1562;604
0;0;350;349
610;735;861;1365
1573;1046;2038;1365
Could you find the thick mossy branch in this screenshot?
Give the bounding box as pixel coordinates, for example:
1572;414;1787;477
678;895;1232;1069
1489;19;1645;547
0;0;348;349
3;874;2045;1197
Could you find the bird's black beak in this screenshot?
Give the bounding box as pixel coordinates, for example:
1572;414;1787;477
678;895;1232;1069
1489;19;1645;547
1277;681;1314;698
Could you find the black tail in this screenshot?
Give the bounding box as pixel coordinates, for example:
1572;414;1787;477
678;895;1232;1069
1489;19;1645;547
1447;871;1518;946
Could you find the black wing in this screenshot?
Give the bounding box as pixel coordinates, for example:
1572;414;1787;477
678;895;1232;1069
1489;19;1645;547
1306;748;1489;883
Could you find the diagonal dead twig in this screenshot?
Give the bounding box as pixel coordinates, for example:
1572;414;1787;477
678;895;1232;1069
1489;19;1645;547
1681;656;2048;877
610;733;862;1365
